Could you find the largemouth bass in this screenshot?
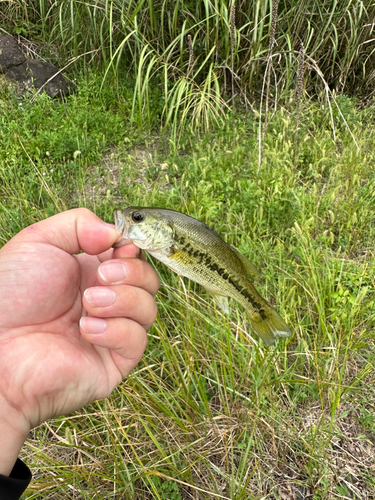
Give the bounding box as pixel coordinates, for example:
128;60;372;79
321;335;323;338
114;207;291;345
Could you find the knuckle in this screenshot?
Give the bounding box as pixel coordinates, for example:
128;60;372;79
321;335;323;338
129;260;160;293
75;207;93;217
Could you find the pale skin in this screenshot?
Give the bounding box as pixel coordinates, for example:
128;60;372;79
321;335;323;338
0;208;160;476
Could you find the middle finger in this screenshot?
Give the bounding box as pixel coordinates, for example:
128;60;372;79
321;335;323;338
83;285;157;329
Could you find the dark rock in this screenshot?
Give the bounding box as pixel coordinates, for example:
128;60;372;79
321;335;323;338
5;60;73;97
0;35;26;70
0;35;73;98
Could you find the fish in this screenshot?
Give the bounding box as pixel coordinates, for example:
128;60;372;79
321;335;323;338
114;207;291;345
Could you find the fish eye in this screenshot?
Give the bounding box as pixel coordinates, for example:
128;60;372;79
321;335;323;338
132;211;145;223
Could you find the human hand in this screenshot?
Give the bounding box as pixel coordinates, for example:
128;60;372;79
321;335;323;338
0;209;159;475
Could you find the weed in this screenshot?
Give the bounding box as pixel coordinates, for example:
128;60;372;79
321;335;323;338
1;66;375;499
2;1;375;134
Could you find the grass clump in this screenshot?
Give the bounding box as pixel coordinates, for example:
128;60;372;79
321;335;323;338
1;74;375;498
2;0;375;134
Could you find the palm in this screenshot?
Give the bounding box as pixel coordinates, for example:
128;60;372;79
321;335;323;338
0;242;113;427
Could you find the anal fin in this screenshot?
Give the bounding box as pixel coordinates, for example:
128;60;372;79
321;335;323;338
212;293;230;314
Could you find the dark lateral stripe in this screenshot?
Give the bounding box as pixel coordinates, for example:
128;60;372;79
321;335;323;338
174;233;267;319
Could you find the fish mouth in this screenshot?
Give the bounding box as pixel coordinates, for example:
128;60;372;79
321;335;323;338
113;210;132;248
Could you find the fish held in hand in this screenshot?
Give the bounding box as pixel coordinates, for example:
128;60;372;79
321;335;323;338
114;207;291;346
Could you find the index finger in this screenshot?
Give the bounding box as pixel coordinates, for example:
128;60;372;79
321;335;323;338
112;243;143;260
97;243;142;263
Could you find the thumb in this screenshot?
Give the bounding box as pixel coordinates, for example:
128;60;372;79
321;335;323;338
10;208;117;255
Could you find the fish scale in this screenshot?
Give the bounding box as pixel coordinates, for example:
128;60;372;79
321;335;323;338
168;233;267;318
114;207;291;345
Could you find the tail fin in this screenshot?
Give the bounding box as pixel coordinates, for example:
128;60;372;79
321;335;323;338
248;307;291;346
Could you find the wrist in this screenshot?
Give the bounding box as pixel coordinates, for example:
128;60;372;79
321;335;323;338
0;401;30;476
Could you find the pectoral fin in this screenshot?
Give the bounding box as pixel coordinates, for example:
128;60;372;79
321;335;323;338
211;293;230;314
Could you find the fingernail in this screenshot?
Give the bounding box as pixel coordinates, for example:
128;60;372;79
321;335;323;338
84;287;115;307
80;317;107;334
99;261;128;284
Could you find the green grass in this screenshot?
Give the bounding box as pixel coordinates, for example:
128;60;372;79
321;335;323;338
1;0;375;135
1;72;375;498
